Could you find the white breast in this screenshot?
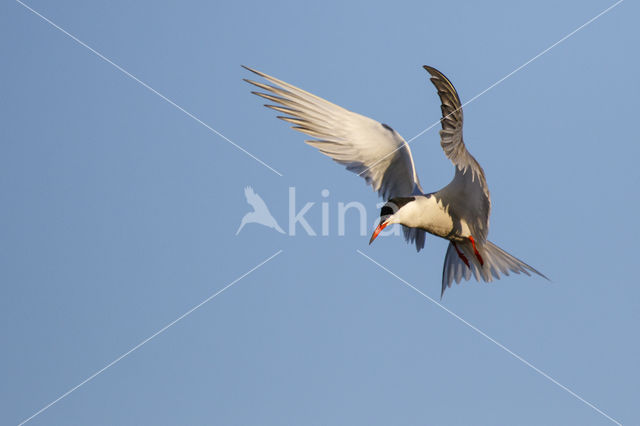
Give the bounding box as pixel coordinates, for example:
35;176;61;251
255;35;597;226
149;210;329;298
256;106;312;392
396;196;454;238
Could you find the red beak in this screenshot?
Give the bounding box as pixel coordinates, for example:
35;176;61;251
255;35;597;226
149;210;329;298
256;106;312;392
369;220;390;245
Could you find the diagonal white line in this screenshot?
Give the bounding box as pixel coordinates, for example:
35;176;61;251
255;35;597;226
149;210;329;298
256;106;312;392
15;0;283;177
18;249;283;426
359;0;624;179
406;0;624;144
356;249;622;426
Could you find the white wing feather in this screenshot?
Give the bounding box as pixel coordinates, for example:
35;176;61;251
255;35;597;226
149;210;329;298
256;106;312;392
244;66;426;250
243;66;422;201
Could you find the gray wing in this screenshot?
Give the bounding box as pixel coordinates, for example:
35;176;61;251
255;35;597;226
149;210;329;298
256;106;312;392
424;65;491;243
244;66;426;250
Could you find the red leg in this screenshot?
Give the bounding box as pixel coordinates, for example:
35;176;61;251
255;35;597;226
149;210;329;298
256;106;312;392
453;242;470;268
468;236;484;266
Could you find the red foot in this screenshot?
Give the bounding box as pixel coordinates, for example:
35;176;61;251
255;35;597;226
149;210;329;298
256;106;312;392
468;236;484;266
453;242;470;268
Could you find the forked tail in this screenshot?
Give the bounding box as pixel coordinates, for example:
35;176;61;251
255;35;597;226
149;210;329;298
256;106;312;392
442;240;547;297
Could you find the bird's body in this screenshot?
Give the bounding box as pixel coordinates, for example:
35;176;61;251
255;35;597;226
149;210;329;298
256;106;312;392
392;195;456;239
245;65;546;295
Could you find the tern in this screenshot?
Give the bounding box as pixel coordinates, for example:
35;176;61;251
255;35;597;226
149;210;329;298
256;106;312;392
244;65;546;295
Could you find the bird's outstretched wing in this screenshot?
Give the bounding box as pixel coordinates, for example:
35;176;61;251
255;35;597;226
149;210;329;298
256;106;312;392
243;66;422;202
424;65;491;243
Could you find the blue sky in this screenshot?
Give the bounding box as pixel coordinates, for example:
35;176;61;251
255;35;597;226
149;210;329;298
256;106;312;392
1;0;639;425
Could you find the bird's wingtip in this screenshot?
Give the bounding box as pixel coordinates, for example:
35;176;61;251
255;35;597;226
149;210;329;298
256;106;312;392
423;65;440;77
242;65;264;77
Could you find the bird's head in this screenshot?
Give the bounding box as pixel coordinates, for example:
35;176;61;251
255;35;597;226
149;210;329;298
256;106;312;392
369;197;416;244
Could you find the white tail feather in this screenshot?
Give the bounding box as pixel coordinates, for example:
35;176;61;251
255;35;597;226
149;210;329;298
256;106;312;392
442;240;547;297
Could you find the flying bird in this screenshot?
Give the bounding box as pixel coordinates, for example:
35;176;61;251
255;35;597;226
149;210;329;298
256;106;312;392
236;186;285;235
244;65;546;295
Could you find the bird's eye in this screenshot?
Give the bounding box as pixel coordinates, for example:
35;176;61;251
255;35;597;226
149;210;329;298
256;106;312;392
381;205;395;217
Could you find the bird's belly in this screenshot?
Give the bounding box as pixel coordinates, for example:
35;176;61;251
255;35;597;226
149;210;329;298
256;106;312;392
413;207;454;238
421;214;454;238
404;196;455;238
445;219;473;242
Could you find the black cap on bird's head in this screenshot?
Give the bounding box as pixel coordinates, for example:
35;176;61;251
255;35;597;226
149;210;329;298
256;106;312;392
369;197;415;244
